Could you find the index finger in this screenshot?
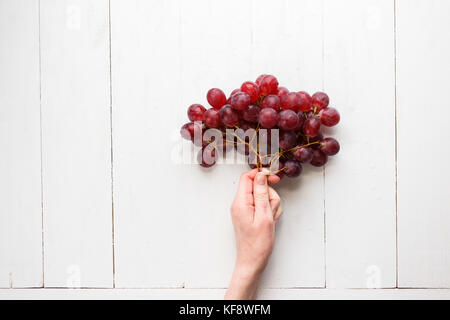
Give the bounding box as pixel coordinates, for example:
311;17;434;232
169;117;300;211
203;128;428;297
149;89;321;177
234;168;258;205
268;174;280;184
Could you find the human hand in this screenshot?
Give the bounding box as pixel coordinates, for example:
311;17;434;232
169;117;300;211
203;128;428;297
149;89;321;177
225;169;283;300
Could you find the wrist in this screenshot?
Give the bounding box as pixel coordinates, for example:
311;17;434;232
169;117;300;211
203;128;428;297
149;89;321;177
224;263;262;300
233;261;263;281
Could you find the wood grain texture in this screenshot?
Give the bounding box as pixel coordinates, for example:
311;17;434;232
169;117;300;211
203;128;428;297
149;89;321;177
396;0;450;288
0;0;42;288
323;0;397;288
40;0;113;287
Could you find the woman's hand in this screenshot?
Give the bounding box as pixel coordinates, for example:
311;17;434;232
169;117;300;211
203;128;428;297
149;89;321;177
225;169;283;300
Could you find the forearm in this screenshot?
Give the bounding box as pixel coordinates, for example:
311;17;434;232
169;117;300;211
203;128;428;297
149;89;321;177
225;264;262;300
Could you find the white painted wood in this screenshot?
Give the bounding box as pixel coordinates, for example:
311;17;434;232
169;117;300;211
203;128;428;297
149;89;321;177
40;0;113;287
111;0;187;287
178;0;252;288
1;288;450;300
112;0;325;288
396;0;450;288
251;0;325;288
323;0;397;288
0;0;42;288
2;0;449;292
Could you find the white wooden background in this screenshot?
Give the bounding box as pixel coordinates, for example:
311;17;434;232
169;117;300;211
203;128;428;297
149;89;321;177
1;0;450;299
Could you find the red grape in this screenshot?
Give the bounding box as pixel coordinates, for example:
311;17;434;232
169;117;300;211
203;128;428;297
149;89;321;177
278;110;300;131
259;75;279;96
255;74;268;85
303;116;321;137
180;123;193;140
319;107;340;127
292;146;313;163
192;131;208;147
226;88;240;104
187;104;206;122
298;91;312;112
280;92;302;111
311;92;329;111
203;108;221;128
230;92;251;111
310;149;328;167
197;145;217;167
309;132;324;149
183;77;340;178
279;130;297;149
261;94;281;111
284;160;302;178
180;122;202;141
258;108;279;129
242;104;260;123
219;105;239;127
238;119;256;131
297;134;306;146
294;111;306;130
276;86;289;97
207;88;227;109
230;88;240;96
240;81;260;103
320;137;340;156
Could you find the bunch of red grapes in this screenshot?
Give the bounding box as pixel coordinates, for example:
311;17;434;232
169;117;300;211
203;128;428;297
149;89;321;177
180;74;340;179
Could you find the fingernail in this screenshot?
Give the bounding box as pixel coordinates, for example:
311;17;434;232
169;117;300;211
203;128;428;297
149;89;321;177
256;173;266;185
261;168;270;175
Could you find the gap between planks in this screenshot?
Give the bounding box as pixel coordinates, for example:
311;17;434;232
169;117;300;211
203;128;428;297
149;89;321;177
393;0;399;290
38;0;45;289
29;0;400;290
107;0;116;289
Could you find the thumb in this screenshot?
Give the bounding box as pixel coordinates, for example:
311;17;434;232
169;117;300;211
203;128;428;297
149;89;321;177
253;172;271;217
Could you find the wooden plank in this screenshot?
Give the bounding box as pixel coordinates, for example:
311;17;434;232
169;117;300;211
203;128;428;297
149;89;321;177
1;288;450;300
40;0;113;287
112;0;325;288
323;0;397;288
111;0;186;287
178;0;253;288
0;0;42;288
251;0;325;288
396;0;450;288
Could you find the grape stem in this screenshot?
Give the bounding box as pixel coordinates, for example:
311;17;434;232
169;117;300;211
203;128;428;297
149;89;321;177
206;126;319;175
